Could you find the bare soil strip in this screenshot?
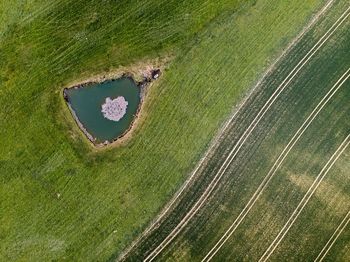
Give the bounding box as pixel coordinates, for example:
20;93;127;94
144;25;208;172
314;210;350;261
117;1;338;260
202;68;350;261
258;135;350;262
143;4;349;261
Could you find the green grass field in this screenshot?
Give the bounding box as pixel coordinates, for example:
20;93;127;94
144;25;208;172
1;0;348;261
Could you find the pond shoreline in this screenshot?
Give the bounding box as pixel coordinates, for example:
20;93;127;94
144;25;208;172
63;68;161;147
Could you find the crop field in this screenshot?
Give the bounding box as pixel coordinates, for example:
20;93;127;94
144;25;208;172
0;0;348;261
122;0;350;261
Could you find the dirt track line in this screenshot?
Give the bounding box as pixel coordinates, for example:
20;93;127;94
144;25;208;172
202;68;350;261
117;2;338;260
143;4;349;262
314;210;350;261
259;135;350;262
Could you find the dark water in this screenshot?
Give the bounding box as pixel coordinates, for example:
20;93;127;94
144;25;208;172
65;77;141;143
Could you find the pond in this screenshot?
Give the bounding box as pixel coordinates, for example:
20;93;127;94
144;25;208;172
64;77;141;145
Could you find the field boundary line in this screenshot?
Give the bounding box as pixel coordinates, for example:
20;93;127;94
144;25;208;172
259;134;350;262
202;68;350;261
117;1;337;260
143;3;350;262
314;210;350;261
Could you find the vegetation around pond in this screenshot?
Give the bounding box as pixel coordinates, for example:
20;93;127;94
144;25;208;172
64;71;160;147
1;0;348;261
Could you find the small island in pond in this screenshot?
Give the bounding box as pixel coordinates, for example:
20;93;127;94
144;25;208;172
101;96;128;122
